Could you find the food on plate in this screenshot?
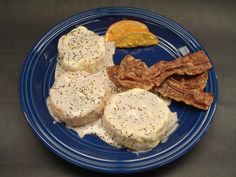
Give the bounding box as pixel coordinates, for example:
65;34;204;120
106;65;121;87
103;88;178;151
75;118;123;148
146;50;212;86
55;41;116;78
47;70;110;127
58;26;106;73
153;73;213;110
115;32;158;48
103;41;116;67
109;55;154;90
46;25;184;152
169;72;208;91
105;20;159;48
105;20;149;42
107;51;211;89
48;25;118;128
106;51;214;110
100;69;126;95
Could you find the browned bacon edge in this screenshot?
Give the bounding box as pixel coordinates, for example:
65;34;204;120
106;65;121;87
106;51;214;110
107;55;154;90
146;50;212;86
155;73;213;110
118;55;148;81
170;72;208;91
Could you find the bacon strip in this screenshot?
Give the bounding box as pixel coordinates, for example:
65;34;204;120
155;73;213;110
106;65;121;87
107;55;154;90
118;55;148;81
146;50;212;86
170;72;208;91
106;51;214;110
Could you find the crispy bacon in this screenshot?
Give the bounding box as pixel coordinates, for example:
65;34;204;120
146;51;212;86
107;55;153;90
106;51;214;110
170;72;208;91
118;55;148;81
155;74;213;110
106;65;121;87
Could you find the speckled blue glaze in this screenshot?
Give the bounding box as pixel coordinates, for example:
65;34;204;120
19;7;218;174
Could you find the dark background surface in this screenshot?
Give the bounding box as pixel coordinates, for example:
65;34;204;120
0;0;236;177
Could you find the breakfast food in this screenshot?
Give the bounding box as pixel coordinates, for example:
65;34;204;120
46;21;216;152
105;20;149;42
146;50;212;87
115;32;158;48
106;51;214;110
109;55;154;90
58;26;106;73
107;51;212;89
75;119;123;148
103;88;178;151
105;20;159;48
55;41;116;79
48;26;118;128
169;72;208;91
154;73;213;110
47;70;110;127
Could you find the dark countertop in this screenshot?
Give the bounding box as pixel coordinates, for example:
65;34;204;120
0;0;235;177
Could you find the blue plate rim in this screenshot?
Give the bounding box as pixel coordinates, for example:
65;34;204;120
19;6;218;174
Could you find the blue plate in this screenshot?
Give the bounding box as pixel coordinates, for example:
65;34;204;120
19;7;218;174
